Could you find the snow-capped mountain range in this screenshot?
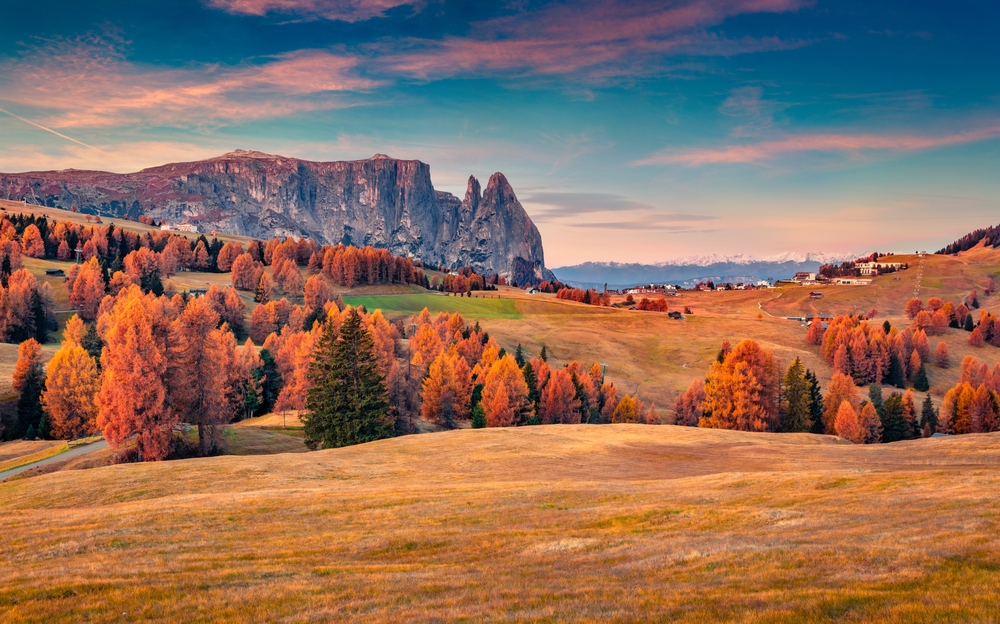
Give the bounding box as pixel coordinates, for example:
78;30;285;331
650;252;859;267
551;252;862;289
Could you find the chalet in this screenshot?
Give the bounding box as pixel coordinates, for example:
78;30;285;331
188;288;208;298
856;261;905;276
792;272;818;285
44;269;65;277
809;291;823;300
833;277;873;286
667;311;683;320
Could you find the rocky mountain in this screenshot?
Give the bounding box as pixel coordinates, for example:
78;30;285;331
0;150;551;281
552;252;859;289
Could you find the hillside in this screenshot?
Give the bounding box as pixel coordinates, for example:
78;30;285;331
3;424;1000;621
0;152;551;281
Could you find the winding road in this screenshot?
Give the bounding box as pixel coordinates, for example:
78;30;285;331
0;439;107;482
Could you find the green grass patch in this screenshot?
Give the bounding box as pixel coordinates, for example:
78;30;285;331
343;294;522;319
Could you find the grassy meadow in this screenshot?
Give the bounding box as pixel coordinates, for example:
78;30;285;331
344;292;523;319
3;425;1000;621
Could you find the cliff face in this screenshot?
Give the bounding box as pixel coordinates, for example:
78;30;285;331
0;150;550;280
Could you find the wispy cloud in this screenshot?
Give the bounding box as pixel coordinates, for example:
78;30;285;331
522;190;717;232
206;0;420;22
719;86;790;137
0;35;381;128
372;0;812;81
634;124;1000;166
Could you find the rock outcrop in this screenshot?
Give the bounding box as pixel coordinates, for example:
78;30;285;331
0;150;550;280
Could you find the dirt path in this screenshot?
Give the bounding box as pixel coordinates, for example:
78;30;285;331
0;439;107;481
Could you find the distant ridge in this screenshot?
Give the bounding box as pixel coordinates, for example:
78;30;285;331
552;252;858;289
0;151;551;282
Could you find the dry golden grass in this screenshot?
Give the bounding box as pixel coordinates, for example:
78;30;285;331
2;425;1000;622
0;439;65;467
238;411;305;429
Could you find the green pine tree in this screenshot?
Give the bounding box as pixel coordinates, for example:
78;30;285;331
887;351;906;388
965;315;974;332
81;324;104;367
805;369;825;434
868;382;884;416
913;364;930;392
16;369;45;440
515;343;525;367
303;310;393;449
471;403;487;428
882;320;892;334
920;395;938;435
539;345;548;362
258;348;283;413
781;358;813;432
522;361;539;406
880;393;911;442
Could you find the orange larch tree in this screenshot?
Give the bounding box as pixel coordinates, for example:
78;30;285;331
70;257;106;321
420;350;473;427
168;297;235;455
97;293;175;461
539;368;580;424
834;400;863;443
481;354;529;427
21;224;45;258
42;345;100;440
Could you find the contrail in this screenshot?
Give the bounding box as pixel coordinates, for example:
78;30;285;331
0;107;100;150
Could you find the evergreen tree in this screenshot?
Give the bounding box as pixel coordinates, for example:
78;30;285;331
140;269;164;296
1;255;11;288
780;358;813;432
883;320;892;334
16;373;44;439
880;393;912;442
887;351;906;388
30;289;53;343
522;361;539;406
303;310;393;449
81;324;104;365
13;340;46;439
258;348;283;413
913;363;930;392
920;395;938;434
471;402;487;428
868;382;884;416
540;345;548;362
805;369;825;434
965;315;974;332
515;343;525;367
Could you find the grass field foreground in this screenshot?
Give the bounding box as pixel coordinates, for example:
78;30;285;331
2;425;1000;622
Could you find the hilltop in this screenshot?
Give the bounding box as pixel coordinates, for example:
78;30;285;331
3;424;1000;621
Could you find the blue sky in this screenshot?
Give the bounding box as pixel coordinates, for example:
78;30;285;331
1;0;998;266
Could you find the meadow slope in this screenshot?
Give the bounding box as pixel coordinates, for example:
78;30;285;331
3;425;1000;622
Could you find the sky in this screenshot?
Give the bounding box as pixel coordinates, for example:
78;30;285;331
0;0;998;267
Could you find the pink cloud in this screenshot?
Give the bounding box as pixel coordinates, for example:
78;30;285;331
374;0;811;80
635;126;1000;166
205;0;419;21
0;37;381;128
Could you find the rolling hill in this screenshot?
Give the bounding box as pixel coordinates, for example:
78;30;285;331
3;424;1000;621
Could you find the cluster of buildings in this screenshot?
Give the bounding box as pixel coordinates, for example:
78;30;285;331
160;223;199;233
855;261;905;276
791;272;873;287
